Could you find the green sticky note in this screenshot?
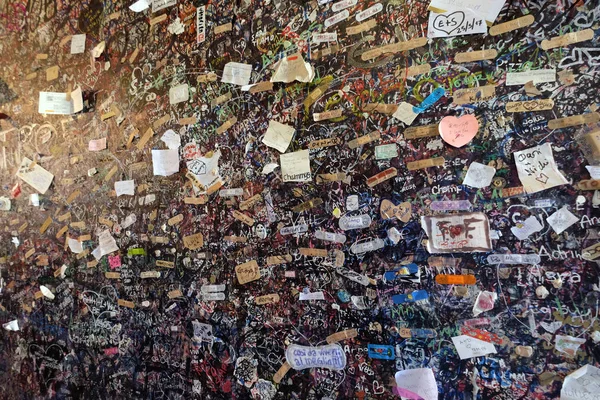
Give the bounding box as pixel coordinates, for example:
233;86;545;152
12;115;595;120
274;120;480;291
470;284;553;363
128;248;146;256
375;144;398;160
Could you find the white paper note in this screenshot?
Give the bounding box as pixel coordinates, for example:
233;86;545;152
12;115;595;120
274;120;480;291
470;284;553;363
115;180;135;196
394;368;438;400
70;34;86;54
560;365;600;400
429;0;506;24
222;62;253;86
547;206;579;234
93;229;119;260
281;149;312;182
196;5;206;43
16;157;54;194
152;0;176;13
452;335;497;359
152;149;180;176
514;143;568;194
555;335;586;357
428;8;487;38
262;120;295;153
506;69;556;86
161;129;181;149
511;216;543;240
586;165;600;179
169;84;189;104
68;238;84;254
186;150;223;192
271;53;315;83
71;86;83;113
2;320;19;331
393;102;419;125
129;0;150;12
463;162;496;188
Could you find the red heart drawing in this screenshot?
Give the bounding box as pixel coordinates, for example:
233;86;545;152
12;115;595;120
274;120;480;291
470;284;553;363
438;114;479;147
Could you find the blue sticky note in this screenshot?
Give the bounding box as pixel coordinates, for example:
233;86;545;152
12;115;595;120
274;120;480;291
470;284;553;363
368;344;395;360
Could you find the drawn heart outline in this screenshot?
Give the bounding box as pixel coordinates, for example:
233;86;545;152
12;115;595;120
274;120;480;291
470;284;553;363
433;11;466;35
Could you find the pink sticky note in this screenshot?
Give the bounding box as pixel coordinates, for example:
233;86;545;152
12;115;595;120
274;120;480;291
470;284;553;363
438;115;479;147
89;137;107;151
108;255;121;269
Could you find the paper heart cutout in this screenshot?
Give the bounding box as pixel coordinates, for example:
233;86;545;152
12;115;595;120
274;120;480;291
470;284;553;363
439;114;479;147
433;11;466;35
380;200;412;222
540;321;562;333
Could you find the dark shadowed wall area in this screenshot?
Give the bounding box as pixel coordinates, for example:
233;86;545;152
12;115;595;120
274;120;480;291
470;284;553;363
1;0;600;399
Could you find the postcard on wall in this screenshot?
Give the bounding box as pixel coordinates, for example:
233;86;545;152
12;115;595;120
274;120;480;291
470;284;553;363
421;212;492;253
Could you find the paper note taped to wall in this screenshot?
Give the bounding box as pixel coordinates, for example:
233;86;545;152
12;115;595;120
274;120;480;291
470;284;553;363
285;344;346;370
394;368;438;400
505;69;556;86
421;212;492;253
271;53;315;83
222;62;252;86
560;365;600;400
262;120;295;153
428;0;506;24
452;335;497;359
152;149;180;176
514;143;568;194
281;149;311;182
427;8;487;38
16;158;54;194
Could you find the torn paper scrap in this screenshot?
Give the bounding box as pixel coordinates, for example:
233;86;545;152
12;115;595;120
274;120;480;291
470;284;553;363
115;180;135;196
262;120;295;153
68;238;84;254
92;229;119;260
152;149;180;176
2;320;19;331
16;157;54;194
514;143;568;194
271;53;315;83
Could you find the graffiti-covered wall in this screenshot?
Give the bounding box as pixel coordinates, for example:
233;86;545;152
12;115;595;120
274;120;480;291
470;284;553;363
1;0;600;399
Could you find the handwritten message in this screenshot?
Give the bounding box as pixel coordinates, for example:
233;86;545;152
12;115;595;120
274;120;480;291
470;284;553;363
285;344;346;370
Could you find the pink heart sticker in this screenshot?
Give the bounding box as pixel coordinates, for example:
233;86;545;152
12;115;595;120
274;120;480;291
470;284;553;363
438;115;479;147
